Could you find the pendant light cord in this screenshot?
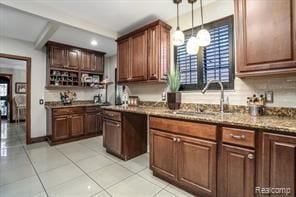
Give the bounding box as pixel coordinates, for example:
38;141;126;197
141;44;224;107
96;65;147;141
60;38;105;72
191;2;194;35
200;0;204;28
177;3;180;29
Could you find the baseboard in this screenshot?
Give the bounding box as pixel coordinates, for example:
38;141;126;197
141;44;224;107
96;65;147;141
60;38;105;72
30;136;48;144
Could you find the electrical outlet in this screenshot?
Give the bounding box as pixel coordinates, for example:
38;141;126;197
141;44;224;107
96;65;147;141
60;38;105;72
162;92;166;101
39;99;44;105
265;91;273;103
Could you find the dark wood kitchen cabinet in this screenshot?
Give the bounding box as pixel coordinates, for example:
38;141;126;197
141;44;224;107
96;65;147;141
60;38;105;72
129;30;148;81
67;48;81;70
149;117;217;196
219;144;255;197
47;106;103;145
103;110;147;160
52;115;70;140
49;45;67;69
235;0;296;77
81;51;104;73
260;133;296;196
117;20;171;83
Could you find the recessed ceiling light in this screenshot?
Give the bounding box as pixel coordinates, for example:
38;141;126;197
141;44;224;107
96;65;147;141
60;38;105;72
91;40;98;46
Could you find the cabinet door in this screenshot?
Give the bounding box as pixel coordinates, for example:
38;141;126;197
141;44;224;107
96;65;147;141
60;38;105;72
81;51;92;71
70;114;84;137
178;136;217;196
103;119;122;155
85;113;98;134
236;0;296;72
50;46;67;68
117;39;130;82
159;25;170;80
150;129;177;180
148;25;160;80
53;115;70;140
95;54;104;73
262;133;296;196
67;48;80;70
97;113;103;132
130;30;148;81
219;144;255;197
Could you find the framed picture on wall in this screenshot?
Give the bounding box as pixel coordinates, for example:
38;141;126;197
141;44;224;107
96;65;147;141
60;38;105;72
15;82;26;94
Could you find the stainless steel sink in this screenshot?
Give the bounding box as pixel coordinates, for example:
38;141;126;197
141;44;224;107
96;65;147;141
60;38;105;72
167;110;233;116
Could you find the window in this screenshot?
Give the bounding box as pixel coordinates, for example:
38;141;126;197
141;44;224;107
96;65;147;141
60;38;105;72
175;16;234;90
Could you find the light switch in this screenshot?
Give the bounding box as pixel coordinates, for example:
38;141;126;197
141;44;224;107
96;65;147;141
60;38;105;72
39;99;44;105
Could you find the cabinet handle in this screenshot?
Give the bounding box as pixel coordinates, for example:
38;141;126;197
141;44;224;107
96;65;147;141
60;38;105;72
248;154;255;160
230;134;245;140
173;137;177;142
177;138;181;143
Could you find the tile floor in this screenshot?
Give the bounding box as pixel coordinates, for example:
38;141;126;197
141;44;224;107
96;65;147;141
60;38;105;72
0;121;194;197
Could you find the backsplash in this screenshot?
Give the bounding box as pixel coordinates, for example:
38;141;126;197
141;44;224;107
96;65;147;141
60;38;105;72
127;76;296;108
44;89;104;102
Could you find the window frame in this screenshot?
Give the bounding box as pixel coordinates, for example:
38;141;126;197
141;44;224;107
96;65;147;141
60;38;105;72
174;15;235;91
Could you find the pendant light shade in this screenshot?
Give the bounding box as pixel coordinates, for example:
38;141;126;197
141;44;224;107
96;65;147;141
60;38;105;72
186;0;199;55
173;0;185;46
186;37;199;55
197;29;211;46
196;0;211;47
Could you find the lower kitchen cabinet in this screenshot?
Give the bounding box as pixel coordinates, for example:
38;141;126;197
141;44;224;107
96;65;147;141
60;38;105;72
149;117;217;196
103;110;147;160
261;133;296;196
69;114;84;137
219;144;255;197
47;106;103;145
52;115;70;140
150;129;177;180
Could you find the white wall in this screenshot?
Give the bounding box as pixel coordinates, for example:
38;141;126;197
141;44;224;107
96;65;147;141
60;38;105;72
0;66;26;120
118;0;296;108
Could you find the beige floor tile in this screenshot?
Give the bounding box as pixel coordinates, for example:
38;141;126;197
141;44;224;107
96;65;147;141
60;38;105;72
88;163;133;188
155;190;176;197
76;154;114;172
165;184;195;197
118;153;149;173
47;175;103;197
107;175;162;197
0;164;35;186
138;168;169;188
56;142;98;161
39;163;84;189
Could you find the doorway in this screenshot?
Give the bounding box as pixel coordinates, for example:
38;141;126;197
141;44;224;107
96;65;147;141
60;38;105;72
0;54;31;145
0;75;12;120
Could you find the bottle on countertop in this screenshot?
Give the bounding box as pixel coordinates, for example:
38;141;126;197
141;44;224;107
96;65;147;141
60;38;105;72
122;85;129;107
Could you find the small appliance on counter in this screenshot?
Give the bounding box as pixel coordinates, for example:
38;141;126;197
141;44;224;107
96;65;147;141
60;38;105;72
128;96;139;106
60;90;77;105
247;94;265;116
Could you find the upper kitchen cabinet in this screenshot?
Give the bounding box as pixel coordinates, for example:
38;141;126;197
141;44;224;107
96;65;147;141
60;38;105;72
117;20;171;83
235;0;296;77
81;51;105;74
46;41;105;88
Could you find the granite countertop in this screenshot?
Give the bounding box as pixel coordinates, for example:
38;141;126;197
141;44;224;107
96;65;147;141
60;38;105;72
101;105;296;134
45;102;110;109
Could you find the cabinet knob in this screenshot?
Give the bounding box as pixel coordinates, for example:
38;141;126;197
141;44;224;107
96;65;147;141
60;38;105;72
116;123;120;127
177;138;181;143
173;137;177;142
248;154;255;160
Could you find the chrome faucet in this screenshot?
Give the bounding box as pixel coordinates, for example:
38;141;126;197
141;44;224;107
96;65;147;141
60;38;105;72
201;80;225;113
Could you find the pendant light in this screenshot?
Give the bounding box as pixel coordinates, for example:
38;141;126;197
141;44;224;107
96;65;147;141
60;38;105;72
186;0;199;55
173;0;185;46
196;0;211;46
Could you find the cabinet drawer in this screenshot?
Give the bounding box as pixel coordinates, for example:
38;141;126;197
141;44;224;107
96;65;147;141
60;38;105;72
222;127;255;148
53;107;84;115
103;110;121;121
149;117;217;140
85;106;101;113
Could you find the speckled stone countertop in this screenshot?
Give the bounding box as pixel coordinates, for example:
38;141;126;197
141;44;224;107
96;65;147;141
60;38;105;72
101;105;296;135
45;100;110;109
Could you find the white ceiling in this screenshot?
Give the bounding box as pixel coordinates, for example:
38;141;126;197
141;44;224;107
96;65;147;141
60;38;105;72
0;0;216;56
50;25;117;56
0;57;26;70
0;4;47;42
